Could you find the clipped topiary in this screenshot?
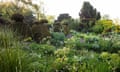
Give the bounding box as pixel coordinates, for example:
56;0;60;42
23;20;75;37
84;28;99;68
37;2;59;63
11;13;24;22
62;22;70;35
0;18;6;25
11;13;32;38
31;19;50;43
53;21;62;32
39;19;48;24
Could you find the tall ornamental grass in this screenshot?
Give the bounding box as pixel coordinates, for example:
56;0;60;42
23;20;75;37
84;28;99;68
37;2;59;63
0;28;30;72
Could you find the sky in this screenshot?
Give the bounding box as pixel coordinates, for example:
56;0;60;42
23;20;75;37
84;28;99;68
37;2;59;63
42;0;120;19
1;0;119;19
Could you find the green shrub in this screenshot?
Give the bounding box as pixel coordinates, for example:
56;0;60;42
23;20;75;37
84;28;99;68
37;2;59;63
111;42;120;53
91;23;104;34
98;39;111;52
100;52;120;72
29;43;55;55
51;32;65;46
65;35;77;48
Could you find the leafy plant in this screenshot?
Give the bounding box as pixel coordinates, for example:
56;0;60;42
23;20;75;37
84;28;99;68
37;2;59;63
29;43;55;55
51;32;65;46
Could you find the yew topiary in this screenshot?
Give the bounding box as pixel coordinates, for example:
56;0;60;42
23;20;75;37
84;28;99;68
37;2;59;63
11;13;31;38
31;19;50;43
53;21;62;32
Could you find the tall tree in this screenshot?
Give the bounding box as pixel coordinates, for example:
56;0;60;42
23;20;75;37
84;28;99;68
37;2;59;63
79;2;101;20
79;1;101;32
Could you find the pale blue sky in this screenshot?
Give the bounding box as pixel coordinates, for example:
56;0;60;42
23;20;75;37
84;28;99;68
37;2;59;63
42;0;120;19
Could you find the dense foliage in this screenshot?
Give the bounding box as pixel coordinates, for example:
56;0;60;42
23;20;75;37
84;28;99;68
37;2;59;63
0;28;120;72
0;1;120;72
